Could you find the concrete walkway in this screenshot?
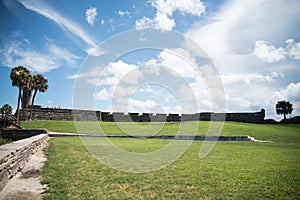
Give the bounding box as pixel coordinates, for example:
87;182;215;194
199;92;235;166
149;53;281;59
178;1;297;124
48;132;258;141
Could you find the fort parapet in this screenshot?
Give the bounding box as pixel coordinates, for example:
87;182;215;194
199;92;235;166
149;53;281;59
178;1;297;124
19;108;265;123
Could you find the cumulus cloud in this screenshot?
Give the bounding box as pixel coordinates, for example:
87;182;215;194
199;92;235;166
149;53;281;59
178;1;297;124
286;39;300;60
185;0;300;118
273;82;300;102
253;40;286;63
186;0;300;71
77;48;206;113
69;60;142;86
156;48;198;78
253;39;300;63
136;0;205;31
267;82;300;119
105;60;143;85
151;0;205;16
85;7;97;26
128;99;157;109
221;71;284;85
136;13;175;31
94;88;113;100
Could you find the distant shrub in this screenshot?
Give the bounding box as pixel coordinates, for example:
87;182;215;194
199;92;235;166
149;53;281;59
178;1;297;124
0;137;11;145
279;116;300;124
264;119;278;124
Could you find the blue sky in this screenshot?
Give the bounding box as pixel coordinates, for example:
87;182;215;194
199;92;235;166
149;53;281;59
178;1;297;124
1;0;300;120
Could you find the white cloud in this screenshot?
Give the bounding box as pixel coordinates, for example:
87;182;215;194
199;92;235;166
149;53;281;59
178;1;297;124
0;37;79;73
156;48;198;77
106;60;143;85
136;0;205;31
48;44;80;66
86;46;105;57
253;39;300;63
154;12;176;31
253;40;286;63
100;19;105;25
85;7;97;26
68;65;102;80
286;39;300;60
151;0;205;16
112;86;137;99
185;0;300;119
186;0;300;72
16;0;96;47
221;71;284;85
127;98;181;114
128;99;157;109
137;85;154;93
94;88;112;100
69;60;142;86
273;82;300;102
268;82;300;119
99;77;119;86
135;13;175;31
116;10;130;17
136;17;155;30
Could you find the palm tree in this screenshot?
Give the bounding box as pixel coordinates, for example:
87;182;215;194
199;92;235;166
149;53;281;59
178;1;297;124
0;104;12;128
276;100;293;123
10;66;30;121
28;74;48;120
0;104;13;117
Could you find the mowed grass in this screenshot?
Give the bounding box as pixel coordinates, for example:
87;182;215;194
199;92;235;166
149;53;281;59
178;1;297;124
23;120;300;199
22;120;300;141
0;138;11;145
42;139;300;199
22;120;194;135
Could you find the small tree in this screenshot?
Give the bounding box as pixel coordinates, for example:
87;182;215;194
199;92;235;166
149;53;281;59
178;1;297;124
276;100;293;123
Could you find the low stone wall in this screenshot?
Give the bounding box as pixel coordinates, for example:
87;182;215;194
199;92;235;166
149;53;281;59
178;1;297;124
19;108;265;124
0;134;48;192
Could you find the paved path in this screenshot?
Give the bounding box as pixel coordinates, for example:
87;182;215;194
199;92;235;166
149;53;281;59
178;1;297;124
48;132;258;141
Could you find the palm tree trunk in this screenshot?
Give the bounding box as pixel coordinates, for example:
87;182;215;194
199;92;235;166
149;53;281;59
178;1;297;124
284;113;287;123
16;88;21;122
29;89;38;121
22;88;31;109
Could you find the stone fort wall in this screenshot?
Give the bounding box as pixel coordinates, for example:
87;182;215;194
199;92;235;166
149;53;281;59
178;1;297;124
19;108;265;123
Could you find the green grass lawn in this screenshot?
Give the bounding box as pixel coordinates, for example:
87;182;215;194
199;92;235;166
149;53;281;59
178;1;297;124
0;130;11;145
0;138;11;145
22;120;300;141
22;120;300;199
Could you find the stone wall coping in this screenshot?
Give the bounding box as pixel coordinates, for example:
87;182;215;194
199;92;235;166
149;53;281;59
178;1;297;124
0;134;48;159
